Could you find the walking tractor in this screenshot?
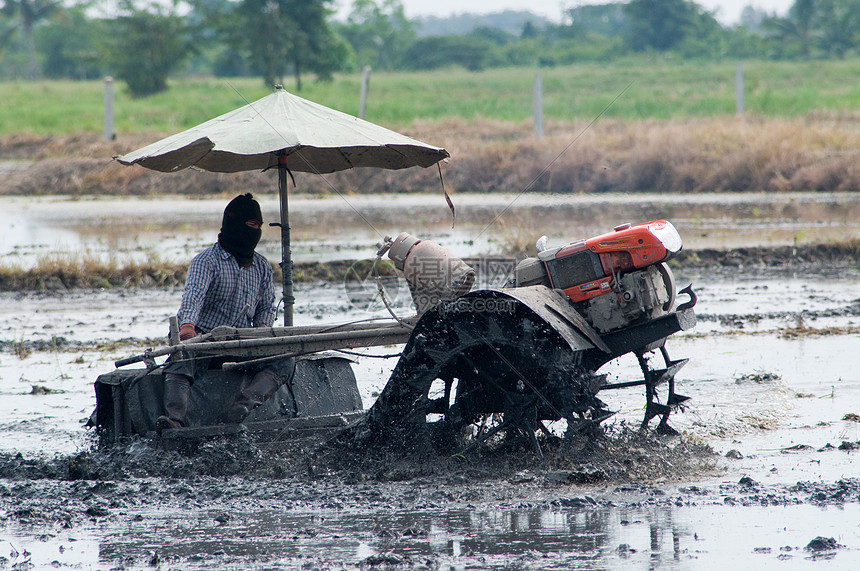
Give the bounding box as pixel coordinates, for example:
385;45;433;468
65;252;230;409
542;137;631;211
95;219;697;454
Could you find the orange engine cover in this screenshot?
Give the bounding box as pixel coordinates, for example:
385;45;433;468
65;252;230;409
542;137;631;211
543;220;682;303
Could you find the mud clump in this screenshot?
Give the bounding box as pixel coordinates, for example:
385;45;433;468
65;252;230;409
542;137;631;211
0;452;70;481
735;372;781;384
0;424;718;489
806;536;839;552
790;478;860;505
312;423;719;487
65;434;288;481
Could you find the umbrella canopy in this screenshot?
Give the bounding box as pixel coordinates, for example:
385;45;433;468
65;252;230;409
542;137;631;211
115;85;449;174
115;86;450;326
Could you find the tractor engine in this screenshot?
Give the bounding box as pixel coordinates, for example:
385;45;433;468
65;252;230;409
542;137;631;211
513;220;682;333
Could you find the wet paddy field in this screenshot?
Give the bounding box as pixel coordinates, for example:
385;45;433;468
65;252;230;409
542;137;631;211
0;193;858;569
3;191;858;268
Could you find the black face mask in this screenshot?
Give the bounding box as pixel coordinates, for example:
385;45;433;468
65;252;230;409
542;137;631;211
218;193;263;265
219;225;261;265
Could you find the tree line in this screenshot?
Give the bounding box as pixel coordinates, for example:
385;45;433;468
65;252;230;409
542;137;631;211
1;0;858;97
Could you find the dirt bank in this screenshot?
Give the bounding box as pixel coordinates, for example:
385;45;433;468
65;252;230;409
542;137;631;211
0;258;394;291
1;243;857;292
4;118;860;196
673;242;860;271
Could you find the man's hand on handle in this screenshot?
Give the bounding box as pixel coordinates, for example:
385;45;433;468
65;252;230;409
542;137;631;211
179;323;197;341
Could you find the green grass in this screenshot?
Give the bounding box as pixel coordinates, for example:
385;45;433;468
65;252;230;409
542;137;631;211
2;58;860;137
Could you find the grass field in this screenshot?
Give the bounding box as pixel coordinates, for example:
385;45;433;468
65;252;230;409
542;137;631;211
2;58;859;198
2;59;860;136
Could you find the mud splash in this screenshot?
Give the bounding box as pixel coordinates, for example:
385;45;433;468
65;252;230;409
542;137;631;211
0;424;715;484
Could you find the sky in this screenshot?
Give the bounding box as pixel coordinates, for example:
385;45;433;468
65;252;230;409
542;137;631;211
336;0;796;27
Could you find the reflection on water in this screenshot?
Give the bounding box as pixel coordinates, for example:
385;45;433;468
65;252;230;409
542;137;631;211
5;498;858;569
2;192;858;269
3;501;835;569
93;505;667;569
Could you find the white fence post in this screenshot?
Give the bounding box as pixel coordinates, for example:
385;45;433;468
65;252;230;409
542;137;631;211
533;73;544;139
736;64;744;115
104;76;114;141
359;66;372;119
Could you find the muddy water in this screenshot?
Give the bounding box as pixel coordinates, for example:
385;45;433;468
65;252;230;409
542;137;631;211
9;500;860;570
1;266;859;569
1;194;859;569
2;191;858;268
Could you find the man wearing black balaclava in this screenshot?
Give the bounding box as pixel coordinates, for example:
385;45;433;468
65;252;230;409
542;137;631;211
155;193;281;431
218;192;264;266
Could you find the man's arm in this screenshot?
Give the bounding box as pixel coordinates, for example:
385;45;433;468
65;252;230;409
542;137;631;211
252;260;277;327
178;252;216;333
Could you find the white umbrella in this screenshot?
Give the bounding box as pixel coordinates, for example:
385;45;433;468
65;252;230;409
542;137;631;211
116;85;450;325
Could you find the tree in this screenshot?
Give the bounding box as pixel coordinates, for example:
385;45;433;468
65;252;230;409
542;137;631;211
183;0;246;77
36;5;103;79
105;4;193;97
762;0;816;57
0;0;61;79
623;0;699;51
401;35;497;71
674;6;725;58
228;0;347;90
338;0;415;71
566;3;628;38
739;5;770;31
763;0;860;59
813;0;860;58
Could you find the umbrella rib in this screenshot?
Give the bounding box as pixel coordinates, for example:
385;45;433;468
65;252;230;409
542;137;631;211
337;148;356;170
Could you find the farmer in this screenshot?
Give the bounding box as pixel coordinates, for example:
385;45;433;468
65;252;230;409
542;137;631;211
155;193;281;431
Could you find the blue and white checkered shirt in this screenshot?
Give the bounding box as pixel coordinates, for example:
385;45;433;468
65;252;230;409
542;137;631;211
178;242;276;333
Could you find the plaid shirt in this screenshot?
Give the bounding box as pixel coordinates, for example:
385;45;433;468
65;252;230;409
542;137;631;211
178;242;276;333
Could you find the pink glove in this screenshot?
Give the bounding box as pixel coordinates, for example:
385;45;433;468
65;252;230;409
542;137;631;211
179;323;197;341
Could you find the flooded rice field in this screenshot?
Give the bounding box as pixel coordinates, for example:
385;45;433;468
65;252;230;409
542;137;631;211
0;192;858;570
2;191;859;268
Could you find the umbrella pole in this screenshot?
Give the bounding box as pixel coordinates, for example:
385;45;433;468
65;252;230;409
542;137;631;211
278;157;294;327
